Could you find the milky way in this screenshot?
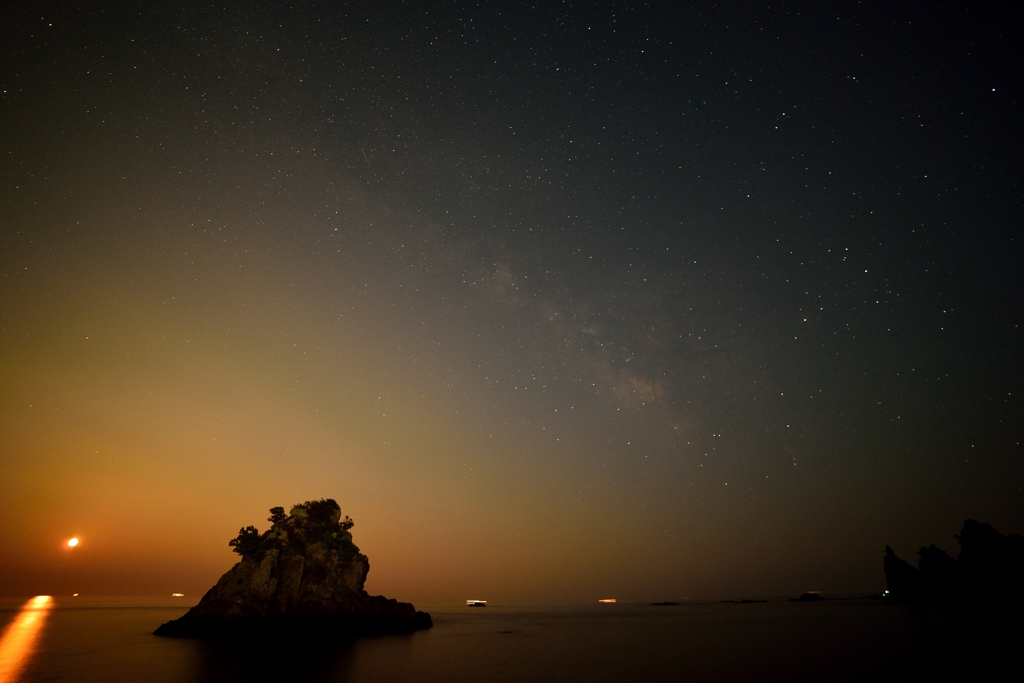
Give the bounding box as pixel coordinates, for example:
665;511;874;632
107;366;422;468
1;1;1021;601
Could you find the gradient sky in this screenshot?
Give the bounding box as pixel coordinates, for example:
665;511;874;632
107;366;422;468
2;1;1021;603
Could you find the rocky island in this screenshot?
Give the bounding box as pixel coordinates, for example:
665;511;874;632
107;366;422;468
155;499;431;638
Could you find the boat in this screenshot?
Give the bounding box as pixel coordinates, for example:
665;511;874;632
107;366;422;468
466;599;487;607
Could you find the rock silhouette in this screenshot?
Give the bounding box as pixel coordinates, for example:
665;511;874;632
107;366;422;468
884;519;1024;612
155;499;431;638
793;592;825;602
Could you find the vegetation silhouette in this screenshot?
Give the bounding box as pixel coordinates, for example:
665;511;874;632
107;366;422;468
884;519;1024;618
268;506;287;525
228;525;264;559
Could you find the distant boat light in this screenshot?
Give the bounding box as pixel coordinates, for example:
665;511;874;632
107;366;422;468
598;598;617;603
171;593;184;597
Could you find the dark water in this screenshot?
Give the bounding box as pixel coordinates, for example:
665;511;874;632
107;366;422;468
0;596;978;682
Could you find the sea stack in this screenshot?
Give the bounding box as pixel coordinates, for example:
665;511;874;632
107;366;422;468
154;499;431;637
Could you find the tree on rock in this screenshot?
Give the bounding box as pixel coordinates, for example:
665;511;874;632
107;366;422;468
268;507;287;525
229;525;265;558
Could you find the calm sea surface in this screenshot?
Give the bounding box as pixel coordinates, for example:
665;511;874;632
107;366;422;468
0;596;971;682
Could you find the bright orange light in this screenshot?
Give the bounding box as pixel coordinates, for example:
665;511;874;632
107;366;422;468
0;596;53;683
67;538;79;548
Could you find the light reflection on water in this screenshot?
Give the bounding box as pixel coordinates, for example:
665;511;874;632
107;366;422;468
0;598;1000;682
0;596;53;683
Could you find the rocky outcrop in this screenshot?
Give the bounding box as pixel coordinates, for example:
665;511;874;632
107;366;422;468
155;499;431;638
884;519;1024;610
884;545;921;600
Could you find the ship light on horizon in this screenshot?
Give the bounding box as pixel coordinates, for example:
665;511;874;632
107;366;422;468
598;598;617;603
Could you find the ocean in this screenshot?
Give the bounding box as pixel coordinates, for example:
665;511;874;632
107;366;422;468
0;596;976;682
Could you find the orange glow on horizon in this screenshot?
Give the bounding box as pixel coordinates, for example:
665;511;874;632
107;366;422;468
0;596;53;683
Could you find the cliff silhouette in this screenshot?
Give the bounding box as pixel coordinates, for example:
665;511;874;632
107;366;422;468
884;519;1024;612
155;499;431;638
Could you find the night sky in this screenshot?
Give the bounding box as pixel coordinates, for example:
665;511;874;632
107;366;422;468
2;1;1021;603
